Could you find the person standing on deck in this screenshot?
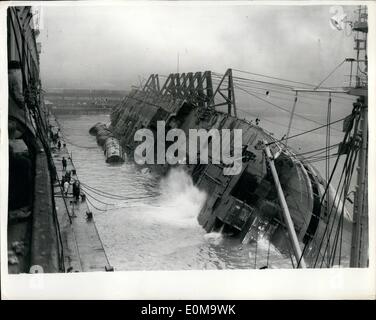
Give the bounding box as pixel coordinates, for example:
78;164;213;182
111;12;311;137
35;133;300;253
57;140;61;151
62;157;67;171
65;170;71;183
72;181;81;203
63;180;70;197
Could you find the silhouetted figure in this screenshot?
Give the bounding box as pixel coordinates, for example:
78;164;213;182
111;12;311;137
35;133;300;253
72;181;80;203
57;140;61;150
62;157;67;171
64;170;71;183
86;211;93;220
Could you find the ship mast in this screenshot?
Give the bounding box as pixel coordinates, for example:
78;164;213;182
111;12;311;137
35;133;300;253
348;6;368;268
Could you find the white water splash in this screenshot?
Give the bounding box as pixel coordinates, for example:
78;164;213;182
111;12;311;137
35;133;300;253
150;168;207;228
204;232;224;245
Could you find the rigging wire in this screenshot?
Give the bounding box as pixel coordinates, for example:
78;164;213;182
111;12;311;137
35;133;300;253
319;147;357;268
212;71;355;102
266;116;346;146
325;93;332;265
80;182;145;201
293;144;340;158
81;186;116;206
297;111;357;266
328;144;358;266
235;105;310;132
314;59;346;90
285;91;298;144
213;77;354;131
316;110;360;267
313;156;349;268
337;148;359;265
302;154;339;164
209;90;344;139
266;122;345;151
213;72;295;90
80;181;159;201
212;77;297;103
233;84;343;132
298;103;361;268
85;195;108;212
315;147;354;267
232;68;320;88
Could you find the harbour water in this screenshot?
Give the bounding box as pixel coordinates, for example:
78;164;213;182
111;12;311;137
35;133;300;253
58;103;352;270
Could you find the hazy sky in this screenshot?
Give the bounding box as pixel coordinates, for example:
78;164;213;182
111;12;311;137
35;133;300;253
38;3;358;91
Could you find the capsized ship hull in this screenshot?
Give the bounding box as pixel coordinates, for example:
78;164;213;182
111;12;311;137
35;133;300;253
107;72;352;268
